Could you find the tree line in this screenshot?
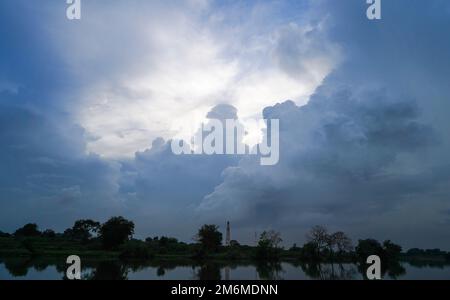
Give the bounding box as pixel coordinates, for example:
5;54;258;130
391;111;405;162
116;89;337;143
0;217;134;250
1;219;448;262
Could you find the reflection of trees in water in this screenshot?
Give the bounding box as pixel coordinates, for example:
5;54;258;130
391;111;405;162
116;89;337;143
194;263;221;280
157;266;166;277
3;258;32;277
126;259;190;278
385;261;406;279
151;261;179;277
294;259;408;280
298;262;358;280
3;256;447;280
407;259;450;269
1;257;66;277
357;260;406;280
326;263;358;280
256;261;283;280
191;260;248;280
86;261;128;280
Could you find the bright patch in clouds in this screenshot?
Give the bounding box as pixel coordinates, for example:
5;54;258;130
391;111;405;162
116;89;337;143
60;1;340;158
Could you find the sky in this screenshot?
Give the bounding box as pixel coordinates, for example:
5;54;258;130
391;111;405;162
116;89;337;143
0;0;450;249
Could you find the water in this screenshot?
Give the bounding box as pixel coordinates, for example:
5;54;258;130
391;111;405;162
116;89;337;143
0;257;449;280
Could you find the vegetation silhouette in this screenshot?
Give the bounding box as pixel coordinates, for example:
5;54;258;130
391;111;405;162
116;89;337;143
255;261;283;280
99;217;135;249
1;220;449;280
195;262;222;280
196;224;222;254
14;223;40;237
255;230;283;261
86;260;129;280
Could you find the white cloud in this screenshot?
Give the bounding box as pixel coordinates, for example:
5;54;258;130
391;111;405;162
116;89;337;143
51;0;339;158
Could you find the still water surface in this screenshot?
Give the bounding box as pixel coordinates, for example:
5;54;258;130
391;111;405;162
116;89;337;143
0;258;449;280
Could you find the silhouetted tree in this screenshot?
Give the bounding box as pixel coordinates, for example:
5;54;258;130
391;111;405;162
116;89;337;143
255;230;282;260
71;219;100;242
383;240;402;260
0;230;11;238
331;231;353;254
14;223;40;237
306;226;353;259
42;229;56;238
356;239;402;263
196;224;222;253
355;239;384;261
306;225;329;257
99;217;134;249
301;242;320;261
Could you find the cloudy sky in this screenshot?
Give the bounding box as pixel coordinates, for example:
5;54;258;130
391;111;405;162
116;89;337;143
1;0;449;249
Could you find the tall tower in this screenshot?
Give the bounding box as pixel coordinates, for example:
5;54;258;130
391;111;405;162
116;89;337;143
226;221;231;246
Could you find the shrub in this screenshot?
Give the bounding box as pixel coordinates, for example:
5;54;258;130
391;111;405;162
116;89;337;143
119;241;153;259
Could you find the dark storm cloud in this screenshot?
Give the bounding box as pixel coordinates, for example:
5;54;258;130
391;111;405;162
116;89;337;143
199;86;439;218
0;0;449;249
197;0;450;248
0;102;121;232
117;105;241;239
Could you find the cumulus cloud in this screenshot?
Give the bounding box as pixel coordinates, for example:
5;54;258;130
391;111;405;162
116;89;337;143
206;104;238;121
198;86;438;230
1;0;450;249
43;0;340;158
115;104;245;239
196;0;450;248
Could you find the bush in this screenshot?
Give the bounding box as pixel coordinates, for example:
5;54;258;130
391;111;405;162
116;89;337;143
356;239;402;262
254;231;282;260
355;239;384;260
119;241;153;259
0;231;11;238
225;248;242;260
14;224;40;237
42;229;56;238
191;245;208;260
300;242;320;261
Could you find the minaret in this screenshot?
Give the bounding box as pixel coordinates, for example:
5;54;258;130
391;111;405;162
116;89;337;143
226;221;231;246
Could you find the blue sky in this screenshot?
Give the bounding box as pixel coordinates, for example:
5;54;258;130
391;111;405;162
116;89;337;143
1;0;450;249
